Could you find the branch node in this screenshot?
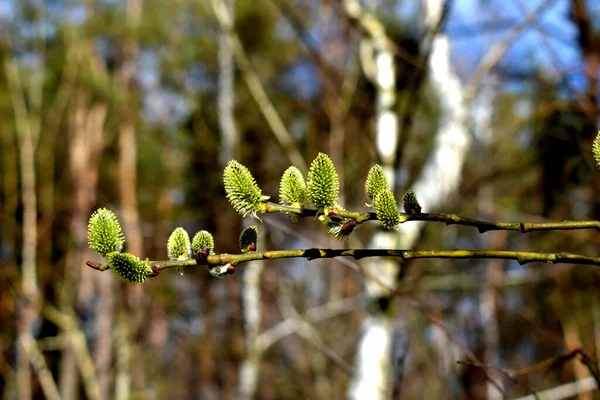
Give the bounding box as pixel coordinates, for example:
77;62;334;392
304;248;321;261
519;222;527;233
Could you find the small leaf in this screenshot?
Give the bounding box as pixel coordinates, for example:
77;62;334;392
88;208;125;257
108;252;150;283
223;160;263;218
403;190;422;214
192;230;215;258
365;164;389;204
374;189;400;230
593;131;600;168
279;166;306;207
307;153;339;209
239;226;258;253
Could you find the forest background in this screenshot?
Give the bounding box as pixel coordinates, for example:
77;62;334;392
1;0;600;399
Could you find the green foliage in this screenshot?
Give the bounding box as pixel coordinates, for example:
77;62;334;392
192;230;215;255
593;131;600;168
403;190;422;213
279;166;306;207
239;226;258;253
167;227;191;260
108;252;150;284
365;164;389;204
307;153;339;209
223;160;263;218
374;189;400;230
88;208;125;257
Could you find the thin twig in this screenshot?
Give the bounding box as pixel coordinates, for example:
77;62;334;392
262;201;600;233
463;0;558;104
459;348;600;391
256;294;365;352
87;248;600;273
512;377;597;400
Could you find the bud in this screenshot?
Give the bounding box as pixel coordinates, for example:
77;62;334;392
307;153;339;209
108;252;151;283
223;160;263;218
402;189;422;214
239;226;258;253
88;208;125;257
374;189;400;230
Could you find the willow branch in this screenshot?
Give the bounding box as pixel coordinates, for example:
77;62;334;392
263;201;600;233
87;248;600;273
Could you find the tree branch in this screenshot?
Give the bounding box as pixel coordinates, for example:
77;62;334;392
262;201;600;233
87;248;600;274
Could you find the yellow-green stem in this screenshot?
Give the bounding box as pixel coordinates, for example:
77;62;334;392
88;248;600;277
263;201;600;233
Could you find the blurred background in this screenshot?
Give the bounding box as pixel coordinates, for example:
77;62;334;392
1;0;600;399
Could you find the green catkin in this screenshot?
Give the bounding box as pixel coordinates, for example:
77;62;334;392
167;227;191;276
374;189;400;230
223;160;263;218
88;208;125;257
307;153;339;209
593;131;600;168
279;166;307;207
167;228;191;260
365;164;389;204
108;252;150;283
192;230;215;256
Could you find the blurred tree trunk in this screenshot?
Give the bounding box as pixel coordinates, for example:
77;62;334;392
119;0;143;259
4;34;43;400
115;0;143;397
0;120;18;275
473;78;504;399
213;0;266;396
61;89;106;400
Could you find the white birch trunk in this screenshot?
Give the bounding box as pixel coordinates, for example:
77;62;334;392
349;0;472;397
345;0;399;397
